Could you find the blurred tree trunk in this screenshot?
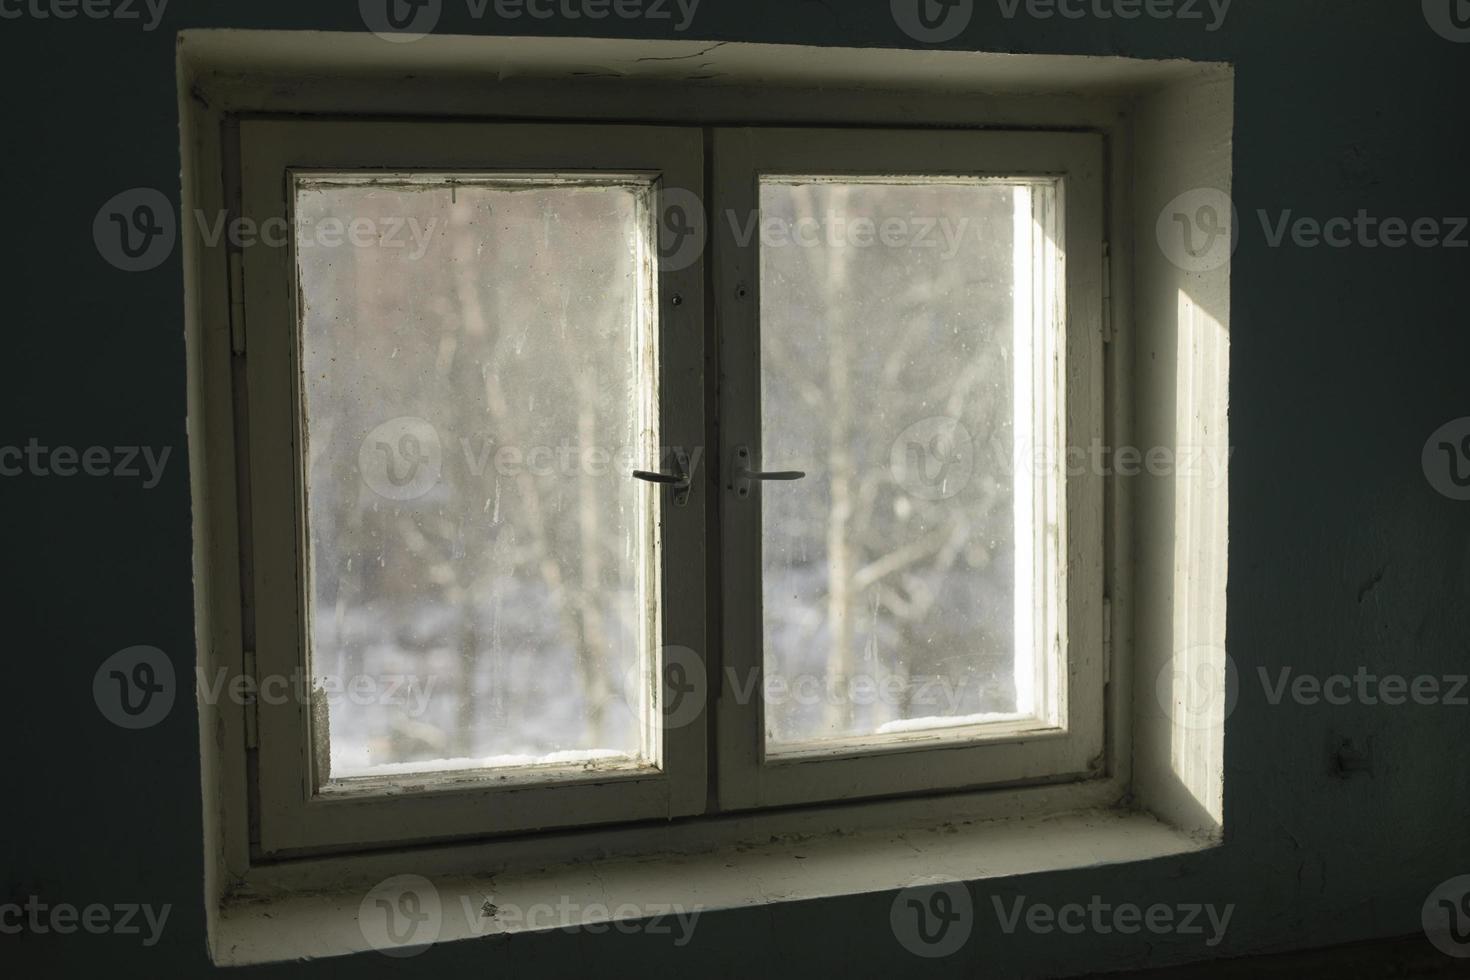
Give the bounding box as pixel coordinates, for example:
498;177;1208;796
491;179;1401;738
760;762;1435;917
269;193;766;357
810;187;859;734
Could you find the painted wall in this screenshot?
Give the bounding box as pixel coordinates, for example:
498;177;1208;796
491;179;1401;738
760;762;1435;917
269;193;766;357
4;1;1470;977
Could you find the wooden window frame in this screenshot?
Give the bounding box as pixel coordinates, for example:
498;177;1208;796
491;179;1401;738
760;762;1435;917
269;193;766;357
712;127;1108;809
232;118;1106;857
238;119;708;856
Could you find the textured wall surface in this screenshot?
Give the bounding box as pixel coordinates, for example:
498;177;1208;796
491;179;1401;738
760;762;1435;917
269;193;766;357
4;1;1470;977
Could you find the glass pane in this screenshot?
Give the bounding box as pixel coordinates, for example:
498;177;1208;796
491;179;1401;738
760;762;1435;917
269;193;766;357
295;173;658;782
758;176;1055;754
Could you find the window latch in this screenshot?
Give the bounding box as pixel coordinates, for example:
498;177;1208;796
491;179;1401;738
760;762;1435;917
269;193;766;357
633;447;693;507
731;445;806;499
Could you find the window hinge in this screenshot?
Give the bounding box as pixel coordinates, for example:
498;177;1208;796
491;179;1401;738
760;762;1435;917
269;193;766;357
1101;596;1113;684
242;647;260;749
228;249;248;356
1100;242;1115;345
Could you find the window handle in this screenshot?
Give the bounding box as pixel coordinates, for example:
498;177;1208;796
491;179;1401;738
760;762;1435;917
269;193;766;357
631;470;683;484
632;448;692;507
732;445;807;498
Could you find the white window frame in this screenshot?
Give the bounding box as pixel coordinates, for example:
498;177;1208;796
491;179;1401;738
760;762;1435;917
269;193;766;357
237;119;708;855
231;120;1106;856
712;128;1107;809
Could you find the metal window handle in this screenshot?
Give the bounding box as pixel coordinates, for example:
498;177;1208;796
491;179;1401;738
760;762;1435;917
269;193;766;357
632;448;692;507
732;445;806;498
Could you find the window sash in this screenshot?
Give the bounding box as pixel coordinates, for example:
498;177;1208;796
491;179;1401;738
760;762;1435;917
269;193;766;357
238;119;707;856
712;127;1108;810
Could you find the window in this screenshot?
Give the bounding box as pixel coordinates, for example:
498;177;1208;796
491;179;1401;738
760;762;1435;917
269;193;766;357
714;129;1105;808
235;119;1104;855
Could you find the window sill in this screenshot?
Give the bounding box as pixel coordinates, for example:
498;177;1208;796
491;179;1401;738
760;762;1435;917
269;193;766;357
214;805;1213;966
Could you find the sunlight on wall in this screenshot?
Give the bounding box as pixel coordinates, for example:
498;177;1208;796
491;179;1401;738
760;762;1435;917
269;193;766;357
1167;285;1231;827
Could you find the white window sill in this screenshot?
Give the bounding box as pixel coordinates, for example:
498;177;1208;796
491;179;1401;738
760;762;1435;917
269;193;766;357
214;807;1213;965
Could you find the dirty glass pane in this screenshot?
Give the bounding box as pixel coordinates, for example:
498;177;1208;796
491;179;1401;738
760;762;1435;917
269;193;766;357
759;177;1048;753
295;173;657;781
